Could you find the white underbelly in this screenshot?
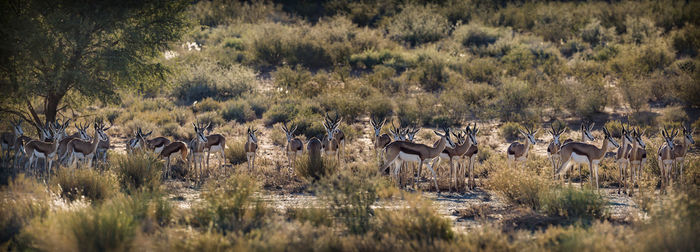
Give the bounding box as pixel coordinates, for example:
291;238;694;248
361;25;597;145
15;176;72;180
168;151;181;159
398;152;421;163
438;153;450;160
33;150;46;159
209;145;223;152
154;146;164;154
570;152;589;164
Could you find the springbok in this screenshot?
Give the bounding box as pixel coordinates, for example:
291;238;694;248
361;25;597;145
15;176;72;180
562;121;595;183
627;128;647;196
244;127;258;171
615;124;634;195
134;128;171;154
556;126;619;190
23;124;63;181
201;124;227;171
461;123;480;190
57;122;91;167
370;116;391;159
658;127;677;193
546;124;566;178
160;141;189;180
282;122;303;172
380;127;454;194
95;127;111;165
673;124;695;183
432;125;475;192
1;119;24;167
64;122;109;168
322;113;342;160
306;137;323;160
506;125;539;169
189;122;208;182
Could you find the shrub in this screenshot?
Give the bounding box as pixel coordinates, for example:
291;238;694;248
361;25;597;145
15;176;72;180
638;191;700;251
21;196;139;252
500;122;523;142
317;167;377;234
285;207;333;227
221;100;256;123
349;49;416;71
272;65;313;93
193;174;268;234
487;166;551;210
658;106;689;127
225;139;248;165
365;94;393;120
114;153;162;194
384;5;449;47
539;187;607;221
263;102;297;126
196;98;222;112
53;169;118;203
0;175;50;247
172;61;254;103
295;155;338;182
454;23;505;48
672;24;700;57
374;194;454;243
604;120;624;138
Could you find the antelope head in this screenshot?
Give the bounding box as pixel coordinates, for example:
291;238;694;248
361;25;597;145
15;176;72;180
519;125;538;145
661;126;678;150
406;126;420;142
632;128;646;149
434;127;455;148
281;122;298;142
466;123;479;146
370;116;386;138
193;122;208;144
323;112;341;142
682;124;695;145
95;121;110;142
10;118;24;136
247;127;258;144
582;121;595;142
602;126;620;148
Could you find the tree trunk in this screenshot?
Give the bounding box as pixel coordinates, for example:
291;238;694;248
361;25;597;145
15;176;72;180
45;94;61;125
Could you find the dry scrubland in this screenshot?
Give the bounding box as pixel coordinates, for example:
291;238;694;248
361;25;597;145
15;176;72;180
2;0;700;251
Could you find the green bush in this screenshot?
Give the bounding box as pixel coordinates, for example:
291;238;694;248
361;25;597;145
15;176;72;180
53;169;118;203
295;155;338;182
500;122;523;141
221;100;256;123
539;187;607;221
374;194;454;244
350;49;416;71
0;175;50;247
672;24;700;58
20;196;141;251
225;139;247;165
196;98;222;112
454;23;505;49
384;5;449;47
114;153;162;194
604;120;624;138
193;174;268;234
172;61;254;103
317;168;377;234
487;166;551;210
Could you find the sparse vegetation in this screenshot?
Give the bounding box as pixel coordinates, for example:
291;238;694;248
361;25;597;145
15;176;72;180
1;0;699;250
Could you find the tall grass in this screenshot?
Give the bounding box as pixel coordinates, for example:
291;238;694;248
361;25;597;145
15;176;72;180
295;155;339;182
0;175;50;247
193;174;268;234
114;152;162;194
317;167;377;234
53;169;118;203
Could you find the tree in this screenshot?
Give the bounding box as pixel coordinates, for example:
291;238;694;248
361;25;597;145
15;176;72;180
0;0;189;133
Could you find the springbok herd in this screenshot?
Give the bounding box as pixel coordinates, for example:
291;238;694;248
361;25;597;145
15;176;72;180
0;114;695;196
